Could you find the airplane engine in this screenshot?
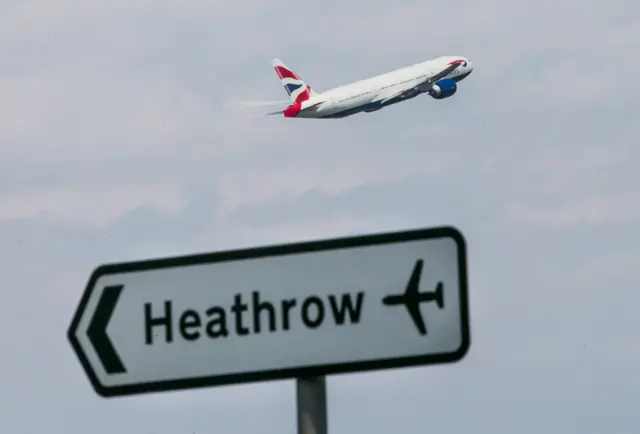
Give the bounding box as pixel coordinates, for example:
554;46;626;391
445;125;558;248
428;78;457;99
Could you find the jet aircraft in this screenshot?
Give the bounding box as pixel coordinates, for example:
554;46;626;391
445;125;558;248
267;55;474;118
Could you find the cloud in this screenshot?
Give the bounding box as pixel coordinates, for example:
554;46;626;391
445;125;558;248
504;192;640;228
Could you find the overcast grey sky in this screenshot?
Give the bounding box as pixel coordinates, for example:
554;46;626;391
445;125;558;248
1;0;639;433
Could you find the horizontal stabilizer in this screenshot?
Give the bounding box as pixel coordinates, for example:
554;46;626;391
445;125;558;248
265;109;285;116
236;100;291;107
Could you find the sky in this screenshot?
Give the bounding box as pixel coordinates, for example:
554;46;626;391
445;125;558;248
1;0;639;432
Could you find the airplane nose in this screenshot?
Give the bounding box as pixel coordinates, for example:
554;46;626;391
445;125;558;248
467;60;474;72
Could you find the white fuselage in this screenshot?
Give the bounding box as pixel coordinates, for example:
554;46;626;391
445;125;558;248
294;56;473;118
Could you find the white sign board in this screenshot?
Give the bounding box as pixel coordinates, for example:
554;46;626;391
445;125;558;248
68;226;470;397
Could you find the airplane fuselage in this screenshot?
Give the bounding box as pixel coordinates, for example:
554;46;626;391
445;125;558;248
274;55;474;119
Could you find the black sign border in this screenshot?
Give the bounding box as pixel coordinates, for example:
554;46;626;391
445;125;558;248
68;225;470;398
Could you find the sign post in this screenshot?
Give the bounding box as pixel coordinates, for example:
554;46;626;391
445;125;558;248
68;225;471;412
297;377;327;434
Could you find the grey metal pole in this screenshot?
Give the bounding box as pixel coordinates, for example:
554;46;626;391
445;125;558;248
296;376;328;434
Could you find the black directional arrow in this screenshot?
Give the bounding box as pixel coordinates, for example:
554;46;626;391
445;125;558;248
87;284;127;374
382;259;444;336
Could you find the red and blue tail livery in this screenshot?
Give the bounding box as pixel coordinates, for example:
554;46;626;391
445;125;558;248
272;58;317;105
266;55;474;119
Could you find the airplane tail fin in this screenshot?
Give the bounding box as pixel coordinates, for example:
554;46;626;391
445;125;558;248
272;58;319;105
434;282;444;309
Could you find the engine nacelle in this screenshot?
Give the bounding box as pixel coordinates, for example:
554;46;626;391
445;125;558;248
428;78;457;99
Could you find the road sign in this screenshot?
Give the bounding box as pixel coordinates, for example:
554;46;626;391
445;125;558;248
68;226;470;398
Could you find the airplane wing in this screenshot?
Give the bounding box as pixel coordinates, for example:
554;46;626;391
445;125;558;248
404;259;427;334
372;62;462;105
406;259;423;296
406;300;427;335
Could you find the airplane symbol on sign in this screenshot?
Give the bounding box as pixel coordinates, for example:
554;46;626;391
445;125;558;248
382;259;444;335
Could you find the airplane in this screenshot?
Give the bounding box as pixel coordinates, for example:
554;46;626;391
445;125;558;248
382;259;444;335
267;55;474;119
